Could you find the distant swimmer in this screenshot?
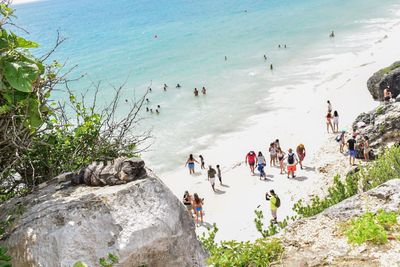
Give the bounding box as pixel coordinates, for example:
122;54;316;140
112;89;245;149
157;105;161;109
278;44;281;48
150;108;153;113
264;55;267;60
156;109;159;114
194;88;199;96
146;98;149;103
146;107;149;112
225;56;227;61
163;83;168;91
330;30;335;38
154;34;158;39
176;83;181;88
270;64;273;70
202;86;207;95
125;99;128;103
284;44;287;48
148;87;152;92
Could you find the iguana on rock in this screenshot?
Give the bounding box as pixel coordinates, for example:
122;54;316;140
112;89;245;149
38;157;147;189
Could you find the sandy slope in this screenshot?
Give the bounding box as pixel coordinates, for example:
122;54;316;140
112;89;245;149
159;20;400;242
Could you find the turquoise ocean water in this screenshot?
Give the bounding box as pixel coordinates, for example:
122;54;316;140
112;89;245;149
16;0;400;172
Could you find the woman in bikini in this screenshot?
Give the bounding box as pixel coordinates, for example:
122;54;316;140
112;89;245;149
269;143;277;167
183;191;193;217
185;154;199;174
192;193;204;226
326;112;334;133
277;148;286;174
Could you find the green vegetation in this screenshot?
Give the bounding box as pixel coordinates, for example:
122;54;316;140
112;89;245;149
254;209;294;238
199;224;284;267
376;106;384;115
342;209;399;245
294;145;400;217
72;253;118;267
0;4;147;201
378;61;400;75
0;246;11;267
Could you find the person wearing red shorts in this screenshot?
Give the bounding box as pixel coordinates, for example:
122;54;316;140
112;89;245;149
245;151;256;175
287;148;298;179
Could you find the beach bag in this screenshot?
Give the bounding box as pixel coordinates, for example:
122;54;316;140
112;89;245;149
335;134;342;142
275;196;281;208
288;153;295;164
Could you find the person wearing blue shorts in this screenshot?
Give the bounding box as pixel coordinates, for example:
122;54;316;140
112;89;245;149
185;154;199;174
347;135;357;166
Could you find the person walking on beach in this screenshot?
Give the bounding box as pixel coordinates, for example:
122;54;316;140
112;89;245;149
287;148;298;179
194;88;199;96
264;55;267;60
347;135;357;166
363;136;370;161
333;111;339;133
326;112;334;133
202;87;207;95
245;151;257;174
185;154;199;174
277;148;286;174
266;190;280;223
337;131;346;153
327;100;332;112
296;144;306;170
274;139;281;150
199;155;205;169
192;193;204;226
216;165;222;185
208;165;217;192
257;151;267;180
183;191;193;217
269;143;277;167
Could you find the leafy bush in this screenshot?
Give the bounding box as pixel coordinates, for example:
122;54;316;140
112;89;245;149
254;209;292;238
343;209;399;245
0;246;11;267
294;145;400;217
375;106;384;115
199;224;284;266
72;253;118;267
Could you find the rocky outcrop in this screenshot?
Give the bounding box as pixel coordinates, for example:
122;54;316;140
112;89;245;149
367;61;400;101
277;179;400;267
352;102;400;149
0;169;207;267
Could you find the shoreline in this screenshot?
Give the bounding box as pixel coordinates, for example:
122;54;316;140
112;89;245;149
158;14;400;242
11;0;41;5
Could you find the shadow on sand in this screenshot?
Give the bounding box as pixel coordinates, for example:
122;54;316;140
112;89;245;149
220;184;230;188
214;189;226;194
290;176;308;181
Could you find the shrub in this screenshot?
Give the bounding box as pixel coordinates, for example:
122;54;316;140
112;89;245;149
294;145;400;217
199;224;284;266
0;246;11;267
343;209;399;245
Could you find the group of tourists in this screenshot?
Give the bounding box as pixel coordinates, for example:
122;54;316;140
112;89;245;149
325;100;340;133
245;141;306;179
183;191;204;226
185;154;222;192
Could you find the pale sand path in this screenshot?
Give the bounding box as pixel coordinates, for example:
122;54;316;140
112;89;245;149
159;19;400;242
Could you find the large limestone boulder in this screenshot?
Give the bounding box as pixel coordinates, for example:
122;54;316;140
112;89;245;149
367;61;400;101
0;168;207;267
276;179;400;267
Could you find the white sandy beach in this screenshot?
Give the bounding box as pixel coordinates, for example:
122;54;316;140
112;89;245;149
158;19;400;242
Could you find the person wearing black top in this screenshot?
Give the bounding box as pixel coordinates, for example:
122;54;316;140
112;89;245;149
347;136;357;166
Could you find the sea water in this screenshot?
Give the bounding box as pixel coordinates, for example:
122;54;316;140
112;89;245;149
16;0;400;172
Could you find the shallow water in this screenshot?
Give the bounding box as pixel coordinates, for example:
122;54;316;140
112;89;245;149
16;0;400;172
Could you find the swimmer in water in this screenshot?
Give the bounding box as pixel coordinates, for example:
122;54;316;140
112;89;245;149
284;44;287;48
125;99;128;103
163;83;168;91
202;87;206;95
278;44;281;48
156;109;159;114
270;64;273;70
264;55;267;60
148;87;152;92
194;88;199;96
157;105;161;109
176;83;181;88
225;56;227;61
146;98;149;103
146;107;149;112
150;109;153;113
330;30;335;38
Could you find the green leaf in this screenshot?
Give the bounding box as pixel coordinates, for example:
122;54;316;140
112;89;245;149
73;261;88;267
3;61;39;92
16;36;39;48
24;98;42;128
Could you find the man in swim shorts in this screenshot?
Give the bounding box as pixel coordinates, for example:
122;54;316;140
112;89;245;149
208;165;217;192
287;148;298;178
245;151;256;174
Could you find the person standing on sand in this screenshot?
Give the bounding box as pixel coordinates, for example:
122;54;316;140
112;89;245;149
347;135;357;166
274;139;281;150
245;151;257;174
269;143;277;167
257;151;267;180
327;100;332;113
287;148;298;179
277;148;286;174
338;131;346;153
208;165;217;192
192;193;204;226
194;88;199;96
296;144;306;170
326;112;334;133
270;64;273;70
199;155;205;169
266;190;279;223
183;191;193;217
363;136;370;161
216;165;222;185
185;154;199;174
333;111;339;133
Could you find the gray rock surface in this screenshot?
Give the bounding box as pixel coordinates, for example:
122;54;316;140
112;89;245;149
0;170;207;267
275;179;400;267
367;61;400;101
352;102;400;149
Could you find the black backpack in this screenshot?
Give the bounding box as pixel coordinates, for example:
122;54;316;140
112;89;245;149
288;153;295;164
275;196;281;208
